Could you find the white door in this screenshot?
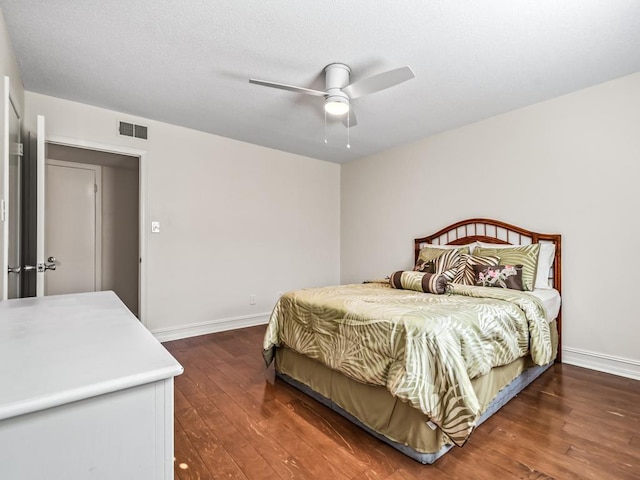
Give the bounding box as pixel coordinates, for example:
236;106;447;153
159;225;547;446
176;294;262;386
1;76;22;300
7;94;21;298
35;115;47;296
44;160;101;296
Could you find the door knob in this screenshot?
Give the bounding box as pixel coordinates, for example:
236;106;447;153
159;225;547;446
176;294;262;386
36;257;58;272
45;256;57;271
7;266;21;274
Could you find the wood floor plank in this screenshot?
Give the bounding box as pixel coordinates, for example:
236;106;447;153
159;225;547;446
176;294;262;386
202;392;320;480
259;409;356;480
565;441;639;480
472;426;608;480
176;405;249;480
260;397;377;479
165;325;640;479
190;396;282;480
173;421;215;480
180;356;325;480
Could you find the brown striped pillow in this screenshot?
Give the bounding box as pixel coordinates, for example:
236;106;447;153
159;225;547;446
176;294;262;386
389;271;448;294
432;249;461;282
452;254;501;285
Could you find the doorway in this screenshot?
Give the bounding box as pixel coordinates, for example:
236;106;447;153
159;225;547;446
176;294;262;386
46;144;140;316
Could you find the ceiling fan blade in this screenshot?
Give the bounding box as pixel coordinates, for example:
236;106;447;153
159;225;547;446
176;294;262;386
342;66;415;99
341;108;357;128
249;78;326;97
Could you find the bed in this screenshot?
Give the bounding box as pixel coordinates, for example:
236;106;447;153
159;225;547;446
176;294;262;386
263;218;561;464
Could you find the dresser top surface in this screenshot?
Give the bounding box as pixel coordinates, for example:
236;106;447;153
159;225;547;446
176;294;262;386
0;291;183;420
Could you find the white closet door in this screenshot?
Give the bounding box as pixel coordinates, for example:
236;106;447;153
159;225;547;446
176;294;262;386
44;161;100;296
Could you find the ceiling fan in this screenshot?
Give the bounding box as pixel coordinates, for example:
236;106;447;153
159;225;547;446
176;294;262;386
249;63;415;127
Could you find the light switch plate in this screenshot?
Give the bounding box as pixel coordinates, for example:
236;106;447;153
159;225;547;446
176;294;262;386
151;221;160;233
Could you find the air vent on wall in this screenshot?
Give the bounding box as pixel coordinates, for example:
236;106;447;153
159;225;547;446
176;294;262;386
118;121;148;140
134;124;148;140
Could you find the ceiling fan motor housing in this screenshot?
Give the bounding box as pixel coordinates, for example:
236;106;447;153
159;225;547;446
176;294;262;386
324;63;351;114
324;63;351;90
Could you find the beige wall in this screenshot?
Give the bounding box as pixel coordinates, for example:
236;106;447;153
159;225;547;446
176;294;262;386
342;73;640;377
25;92;341;337
101;165;139;315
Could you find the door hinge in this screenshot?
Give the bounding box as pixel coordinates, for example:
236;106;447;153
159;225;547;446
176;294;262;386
94;184;98;193
11;142;23;157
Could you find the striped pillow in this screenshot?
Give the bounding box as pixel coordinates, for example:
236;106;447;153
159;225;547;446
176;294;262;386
389;271;448;294
452;254;500;285
432;249;462;282
473;244;540;291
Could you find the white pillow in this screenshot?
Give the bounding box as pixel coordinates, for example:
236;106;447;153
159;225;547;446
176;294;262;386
419;242;477;253
535;244;556;289
476;242;555;289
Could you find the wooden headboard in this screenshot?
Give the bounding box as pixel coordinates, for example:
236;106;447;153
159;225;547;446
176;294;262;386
414;218;562;362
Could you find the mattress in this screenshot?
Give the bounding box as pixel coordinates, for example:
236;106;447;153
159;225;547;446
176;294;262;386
529;288;561;322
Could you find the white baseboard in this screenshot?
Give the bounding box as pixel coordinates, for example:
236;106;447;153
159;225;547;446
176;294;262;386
562;347;640;381
151;312;271;343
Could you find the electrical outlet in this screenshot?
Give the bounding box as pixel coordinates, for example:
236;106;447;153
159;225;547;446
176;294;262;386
151;221;160;233
249;294;256;305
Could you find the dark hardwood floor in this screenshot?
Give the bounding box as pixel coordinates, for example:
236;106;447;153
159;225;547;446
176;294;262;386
164;326;640;480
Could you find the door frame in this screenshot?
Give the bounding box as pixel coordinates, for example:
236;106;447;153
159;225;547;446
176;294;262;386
46;135;148;325
45;158;103;294
1;77;9;300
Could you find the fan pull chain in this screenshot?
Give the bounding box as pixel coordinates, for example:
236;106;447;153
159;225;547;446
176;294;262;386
346;110;351;149
324;110;328;144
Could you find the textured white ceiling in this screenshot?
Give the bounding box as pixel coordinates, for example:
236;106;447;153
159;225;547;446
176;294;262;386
2;1;639;163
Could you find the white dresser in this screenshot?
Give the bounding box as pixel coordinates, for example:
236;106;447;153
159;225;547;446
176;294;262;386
0;291;183;480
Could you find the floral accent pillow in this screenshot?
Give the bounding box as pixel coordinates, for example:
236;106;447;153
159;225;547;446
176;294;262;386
473;264;525;291
389;271;449;294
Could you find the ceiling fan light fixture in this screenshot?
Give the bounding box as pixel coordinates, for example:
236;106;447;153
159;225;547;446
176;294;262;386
324;95;349;116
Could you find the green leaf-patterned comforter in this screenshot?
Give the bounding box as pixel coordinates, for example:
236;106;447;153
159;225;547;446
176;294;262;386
262;282;554;446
